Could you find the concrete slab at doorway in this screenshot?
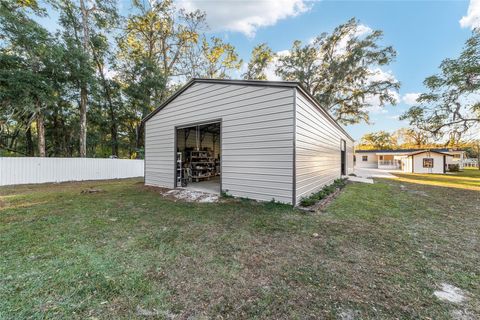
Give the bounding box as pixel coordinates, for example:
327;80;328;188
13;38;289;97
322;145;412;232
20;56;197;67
354;168;400;179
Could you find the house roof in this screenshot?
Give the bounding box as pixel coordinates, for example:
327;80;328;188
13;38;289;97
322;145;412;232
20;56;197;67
406;150;453;157
355;148;463;154
141;78;354;141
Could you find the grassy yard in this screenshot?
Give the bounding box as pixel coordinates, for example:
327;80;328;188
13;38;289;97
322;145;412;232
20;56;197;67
394;167;480;191
1;171;479;319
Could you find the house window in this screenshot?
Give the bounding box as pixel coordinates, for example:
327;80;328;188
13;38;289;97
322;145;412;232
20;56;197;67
379;155;384;160
423;158;434;168
362;156;368;161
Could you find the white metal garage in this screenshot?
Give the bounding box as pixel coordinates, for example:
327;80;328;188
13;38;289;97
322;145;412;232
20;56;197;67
143;79;354;205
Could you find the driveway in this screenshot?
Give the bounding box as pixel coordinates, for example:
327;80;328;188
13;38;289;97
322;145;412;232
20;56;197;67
354;168;401;179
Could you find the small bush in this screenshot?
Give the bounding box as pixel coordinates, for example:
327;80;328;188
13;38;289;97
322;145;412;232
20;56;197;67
220;190;234;198
264;198;293;210
312;190;327;201
300;197;317;207
333;178;347;188
299;178;348;207
448;164;460;172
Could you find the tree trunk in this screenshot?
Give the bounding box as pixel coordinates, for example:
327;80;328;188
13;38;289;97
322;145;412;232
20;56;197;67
477;143;480;170
90;45;118;157
79;87;87;157
135;95;151;154
36;101;46;157
135;125;142;157
25;125;34;156
9;128;19;149
106;96;118;157
52;106;62;156
110;112;118;156
79;0;90;158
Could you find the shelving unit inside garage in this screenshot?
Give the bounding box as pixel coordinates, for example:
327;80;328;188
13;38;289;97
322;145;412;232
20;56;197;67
176;122;221;190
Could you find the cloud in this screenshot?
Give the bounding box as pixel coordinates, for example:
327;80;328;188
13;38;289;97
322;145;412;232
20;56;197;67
460;0;480;29
355;24;373;36
333;24;372;56
264;50;290;81
368;68;397;84
364;89;399;114
176;0;311;37
386;114;400;120
363;68;400;114
402;93;421;105
365;103;389;114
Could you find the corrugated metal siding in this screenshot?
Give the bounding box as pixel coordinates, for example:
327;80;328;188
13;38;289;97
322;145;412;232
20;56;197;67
295;89;354;205
145;82;294;204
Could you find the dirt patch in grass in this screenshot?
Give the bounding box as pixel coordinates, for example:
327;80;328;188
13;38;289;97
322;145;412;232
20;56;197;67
434;283;468;304
451;309;477;320
80;188;105;194
140;184;172;193
140;185;220;203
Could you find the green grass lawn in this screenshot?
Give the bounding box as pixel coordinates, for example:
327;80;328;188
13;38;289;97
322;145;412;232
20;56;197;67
1;173;479;319
394;167;480;190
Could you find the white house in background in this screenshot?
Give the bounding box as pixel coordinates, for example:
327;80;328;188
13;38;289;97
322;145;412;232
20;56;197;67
464;158;479;168
142;78;354;205
355;148;466;174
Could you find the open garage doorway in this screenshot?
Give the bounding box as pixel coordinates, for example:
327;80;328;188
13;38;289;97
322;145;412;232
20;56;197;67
175;121;221;194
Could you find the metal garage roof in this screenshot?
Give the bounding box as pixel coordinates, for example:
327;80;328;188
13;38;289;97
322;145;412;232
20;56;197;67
141;78;354;141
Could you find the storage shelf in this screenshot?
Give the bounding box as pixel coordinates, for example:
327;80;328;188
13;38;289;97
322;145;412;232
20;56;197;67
190;150;215;181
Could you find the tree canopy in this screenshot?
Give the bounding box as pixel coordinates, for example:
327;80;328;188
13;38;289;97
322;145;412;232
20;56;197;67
1;5;403;158
393;127;431;149
0;0;238;158
357;131;397;150
401;30;480;146
243;43;275;80
275;18;400;125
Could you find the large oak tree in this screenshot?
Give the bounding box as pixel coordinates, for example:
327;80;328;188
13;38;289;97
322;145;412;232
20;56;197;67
276;18;400;125
401;31;480;146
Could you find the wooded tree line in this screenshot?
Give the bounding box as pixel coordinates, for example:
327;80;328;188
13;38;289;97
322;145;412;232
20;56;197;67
0;0;401;158
358;128;455;150
1;0;478;159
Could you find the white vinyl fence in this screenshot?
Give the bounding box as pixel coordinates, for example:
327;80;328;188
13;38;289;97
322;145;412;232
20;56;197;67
0;157;144;186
